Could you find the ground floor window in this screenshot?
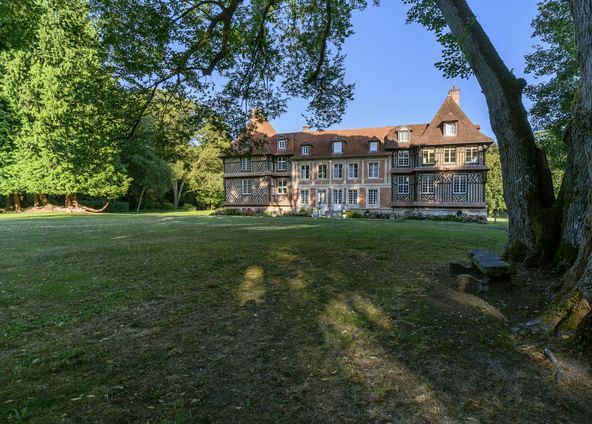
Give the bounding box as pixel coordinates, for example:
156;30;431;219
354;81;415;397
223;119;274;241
241;179;252;195
277;179;287;194
317;189;328;205
367;189;378;207
347;189;358;206
397;176;409;195
300;189;309;206
421;175;435;194
333;189;343;205
453;174;468;194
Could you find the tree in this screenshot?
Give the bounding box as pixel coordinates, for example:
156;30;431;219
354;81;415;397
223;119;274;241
485;145;505;217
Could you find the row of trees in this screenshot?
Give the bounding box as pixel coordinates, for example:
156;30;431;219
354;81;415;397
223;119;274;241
0;0;228;212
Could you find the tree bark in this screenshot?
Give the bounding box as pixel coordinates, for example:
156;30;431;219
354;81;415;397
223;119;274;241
435;0;557;264
172;180;185;209
40;193;52;208
4;194;10;212
33;193;40;208
137;186;146;213
13;193;21;212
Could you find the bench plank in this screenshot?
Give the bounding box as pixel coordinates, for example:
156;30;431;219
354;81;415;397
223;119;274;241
469;249;515;279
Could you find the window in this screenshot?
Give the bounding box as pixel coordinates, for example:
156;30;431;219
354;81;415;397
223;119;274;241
333;188;343;205
348;189;358;206
453;174;468;194
421;174;435;194
333;141;343;154
317;163;328;179
398;130;410;142
398;176;409;195
369;141;378;152
277;157;287;171
368;189;378;207
422;148;435;165
333;163;343;179
444;122;457;136
368;162;379;179
300;164;310;180
277;179;287;194
300;189;309;206
278;139;286;150
241;157;251;171
241;179;252;195
444;147;456;164
466;146;479;164
398;150;410;167
301;145;310;156
318;189;328;205
347;163;359;179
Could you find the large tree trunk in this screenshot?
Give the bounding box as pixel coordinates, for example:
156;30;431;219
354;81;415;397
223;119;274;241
136;186;146;213
172;180;185;209
13;193;21;212
4;194;9;212
435;0;557;264
40;193;52;208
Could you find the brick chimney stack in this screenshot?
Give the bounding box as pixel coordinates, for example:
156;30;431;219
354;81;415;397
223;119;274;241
302;125;311;132
448;86;460;105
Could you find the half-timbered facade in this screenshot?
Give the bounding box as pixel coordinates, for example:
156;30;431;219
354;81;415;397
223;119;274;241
222;87;493;217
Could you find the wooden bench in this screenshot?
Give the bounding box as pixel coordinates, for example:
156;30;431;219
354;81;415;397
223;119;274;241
468;249;515;284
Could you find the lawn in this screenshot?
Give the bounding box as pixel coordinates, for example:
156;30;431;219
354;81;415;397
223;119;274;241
1;212;590;423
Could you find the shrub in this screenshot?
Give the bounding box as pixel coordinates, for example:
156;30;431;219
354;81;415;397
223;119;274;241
183;203;196;211
345;210;363;218
161;202;175;210
224;208;239;215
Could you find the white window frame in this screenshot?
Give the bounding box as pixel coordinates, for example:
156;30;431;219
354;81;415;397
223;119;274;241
398;150;410;167
422;148;435;165
333;188;344;205
317;189;328;205
347;189;358;206
398;130;410;142
444;122;457;136
317;163;328;179
421;174;435;194
453;174;468;195
278;139;286;150
241;157;251;172
300;164;310;180
333;141;343;154
397;176;409;195
466;146;479;164
333;163;343;179
369;141;378;152
300;189;309;206
276;179;287;194
301;145;310;156
241;179;252;195
443;147;456;164
347;163;359;179
368;162;379;179
277;157;287;171
367;188;379;208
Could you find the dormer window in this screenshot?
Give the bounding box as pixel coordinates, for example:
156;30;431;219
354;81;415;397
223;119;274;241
369;141;378;152
301;145;310;156
241;157;251;171
333;141;343;154
278;138;286;149
398;129;410;142
444;122;457;136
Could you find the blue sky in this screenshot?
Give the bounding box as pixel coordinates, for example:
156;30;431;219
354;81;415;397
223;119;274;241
270;0;541;139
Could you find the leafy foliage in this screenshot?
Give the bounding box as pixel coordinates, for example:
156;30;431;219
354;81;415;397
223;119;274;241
485;144;506;214
534;130;566;196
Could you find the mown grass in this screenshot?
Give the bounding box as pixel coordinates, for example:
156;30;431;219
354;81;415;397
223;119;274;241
0;212;590;423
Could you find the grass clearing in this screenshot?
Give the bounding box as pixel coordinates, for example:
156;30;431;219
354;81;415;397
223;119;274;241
1;212;590;423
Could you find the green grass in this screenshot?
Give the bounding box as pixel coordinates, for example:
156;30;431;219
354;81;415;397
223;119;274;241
0;212;590;423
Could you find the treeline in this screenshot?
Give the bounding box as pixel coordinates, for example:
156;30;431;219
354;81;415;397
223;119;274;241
0;0;229;213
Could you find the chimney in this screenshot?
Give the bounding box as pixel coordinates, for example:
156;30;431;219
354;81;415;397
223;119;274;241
448;86;460;105
302;125;310;132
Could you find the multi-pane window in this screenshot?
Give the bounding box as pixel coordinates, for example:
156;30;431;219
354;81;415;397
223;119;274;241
301;145;310;155
444;122;457;136
300;164;310;180
277;157;287;171
368;189;378;207
333;189;343;205
398;176;409;195
421;174;435;194
276;179;287;194
369;141;378;152
398;150;410;167
453;174;468;194
444;147;456;164
368;162;379;179
333;141;343;154
317;189;328;205
347;189;358;206
347;163;359;179
422;148;436;165
333;163;343;179
398;130;410;142
466;146;479;164
278;139;286;149
317;163;328;179
241;157;251;171
241;179;252;195
300;189;309;206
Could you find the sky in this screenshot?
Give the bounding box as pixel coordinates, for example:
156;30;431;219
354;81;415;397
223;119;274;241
270;0;541;139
